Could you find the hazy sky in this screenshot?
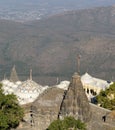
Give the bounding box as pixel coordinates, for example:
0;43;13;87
0;0;115;9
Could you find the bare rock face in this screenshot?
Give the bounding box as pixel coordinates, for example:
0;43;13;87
58;72;92;122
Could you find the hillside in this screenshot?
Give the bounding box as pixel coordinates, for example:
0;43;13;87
0;6;115;84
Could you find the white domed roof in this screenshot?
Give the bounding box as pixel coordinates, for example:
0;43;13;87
15;79;47;105
1;79;10;85
56;81;70;90
1;75;49;105
81;73;111;91
16;79;43;92
16;81;22;85
81;73;95;84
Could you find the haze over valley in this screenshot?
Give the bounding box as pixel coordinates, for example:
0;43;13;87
0;0;115;22
0;1;115;85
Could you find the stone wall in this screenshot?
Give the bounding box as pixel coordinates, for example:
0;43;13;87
86;103;115;130
16;103;115;130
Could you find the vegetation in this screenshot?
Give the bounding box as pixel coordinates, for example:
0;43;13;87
96;82;115;110
0;84;24;130
47;116;86;130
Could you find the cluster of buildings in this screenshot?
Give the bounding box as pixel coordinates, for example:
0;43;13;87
0;66;113;105
1;66;48;105
0;66;114;130
29;73;115;130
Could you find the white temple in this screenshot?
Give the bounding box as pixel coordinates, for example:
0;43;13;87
0;66;113;105
0;68;48;105
1;79;48;105
81;73;113;100
15;79;48;105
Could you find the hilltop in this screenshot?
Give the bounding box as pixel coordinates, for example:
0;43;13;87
0;6;115;84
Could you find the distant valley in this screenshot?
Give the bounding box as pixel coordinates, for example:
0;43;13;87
0;0;115;22
0;6;115;85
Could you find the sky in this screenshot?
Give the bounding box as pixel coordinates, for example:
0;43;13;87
0;0;115;9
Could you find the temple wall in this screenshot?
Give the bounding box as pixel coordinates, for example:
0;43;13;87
86;103;115;130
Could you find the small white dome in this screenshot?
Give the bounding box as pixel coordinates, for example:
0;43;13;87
15;79;47;105
81;73;95;84
56;80;70;90
1;79;10;85
16;81;22;85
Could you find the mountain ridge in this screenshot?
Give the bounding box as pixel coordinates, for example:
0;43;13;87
0;6;115;84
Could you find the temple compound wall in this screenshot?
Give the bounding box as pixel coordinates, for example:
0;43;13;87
87;103;115;130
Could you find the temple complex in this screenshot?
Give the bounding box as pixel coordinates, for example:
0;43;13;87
19;72;114;130
0;67;114;130
0;65;113;105
1;66;48;105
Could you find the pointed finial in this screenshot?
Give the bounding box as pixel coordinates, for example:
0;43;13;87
56;77;59;84
77;54;81;74
4;74;6;80
13;64;16;70
86;68;89;73
30;69;32;80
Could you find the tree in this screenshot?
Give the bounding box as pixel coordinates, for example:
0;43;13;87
0;83;24;130
96;82;115;110
47;119;63;130
47;116;86;130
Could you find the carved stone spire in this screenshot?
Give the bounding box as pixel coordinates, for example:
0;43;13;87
30;69;32;80
58;72;91;122
10;65;19;82
4;73;6;80
77;55;81;74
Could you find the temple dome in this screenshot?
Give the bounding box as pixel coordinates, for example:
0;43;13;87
1;79;11;85
81;72;112;92
1;79;19;94
81;73;95;84
17;79;43;92
56;81;70;90
15;79;48;105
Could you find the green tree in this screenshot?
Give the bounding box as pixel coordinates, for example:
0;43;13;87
47;116;86;130
47;119;63;130
96;82;115;110
0;84;24;130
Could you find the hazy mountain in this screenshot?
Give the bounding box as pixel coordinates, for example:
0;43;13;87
0;6;115;84
0;0;115;22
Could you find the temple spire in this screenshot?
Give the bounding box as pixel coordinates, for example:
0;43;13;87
10;65;19;82
30;69;33;80
58;72;91;122
4;73;6;80
77;55;81;74
56;77;59;84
